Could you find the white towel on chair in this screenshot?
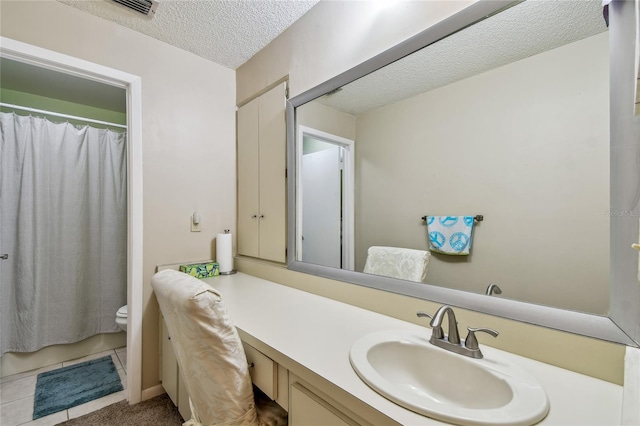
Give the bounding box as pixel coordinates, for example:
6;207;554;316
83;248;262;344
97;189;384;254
363;246;431;282
151;269;259;426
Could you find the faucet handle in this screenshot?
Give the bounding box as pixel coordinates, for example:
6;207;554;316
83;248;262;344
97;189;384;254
417;311;443;339
416;311;433;320
465;327;499;350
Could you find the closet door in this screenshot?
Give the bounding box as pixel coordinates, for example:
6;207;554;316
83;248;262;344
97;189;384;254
237;97;260;258
237;82;287;262
258;82;287;263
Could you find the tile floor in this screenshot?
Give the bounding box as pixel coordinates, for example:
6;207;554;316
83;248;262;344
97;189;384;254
0;347;127;426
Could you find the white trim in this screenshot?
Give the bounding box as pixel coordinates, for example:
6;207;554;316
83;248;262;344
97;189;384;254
296;125;355;270
126;75;144;405
0;37;144;404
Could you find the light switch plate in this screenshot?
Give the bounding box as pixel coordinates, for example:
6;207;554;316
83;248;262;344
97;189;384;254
191;216;201;232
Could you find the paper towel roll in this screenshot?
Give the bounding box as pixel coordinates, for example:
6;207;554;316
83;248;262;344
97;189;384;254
216;231;234;273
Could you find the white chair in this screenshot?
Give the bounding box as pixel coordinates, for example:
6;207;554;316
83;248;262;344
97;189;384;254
151;269;286;426
363;246;431;282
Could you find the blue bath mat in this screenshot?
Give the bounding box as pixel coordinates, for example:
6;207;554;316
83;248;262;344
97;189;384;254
33;355;123;420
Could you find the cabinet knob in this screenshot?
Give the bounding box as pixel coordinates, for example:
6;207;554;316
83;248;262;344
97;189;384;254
251;214;258;219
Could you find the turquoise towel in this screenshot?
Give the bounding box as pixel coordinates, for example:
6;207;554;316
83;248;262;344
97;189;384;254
426;216;475;255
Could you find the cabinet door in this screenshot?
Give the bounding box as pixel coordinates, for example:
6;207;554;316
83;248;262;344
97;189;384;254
243;342;277;400
258;82;287;263
160;319;179;405
237;97;260;258
178;369;192;421
290;383;358;426
237;83;287;262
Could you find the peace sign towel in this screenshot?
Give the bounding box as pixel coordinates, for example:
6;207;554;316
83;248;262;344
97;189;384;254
426;216;475;255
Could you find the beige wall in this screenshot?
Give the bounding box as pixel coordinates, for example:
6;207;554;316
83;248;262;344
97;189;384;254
355;33;610;314
0;88;127;127
237;1;625;384
297;100;356;141
1;1;236;391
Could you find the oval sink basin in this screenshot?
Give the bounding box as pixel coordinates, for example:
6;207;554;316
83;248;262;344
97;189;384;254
350;330;549;426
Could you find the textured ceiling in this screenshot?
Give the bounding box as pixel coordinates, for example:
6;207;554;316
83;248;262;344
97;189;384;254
317;0;608;116
57;0;320;70
3;0;608;115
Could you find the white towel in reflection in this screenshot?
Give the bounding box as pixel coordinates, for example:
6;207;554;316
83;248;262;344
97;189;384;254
363;246;430;282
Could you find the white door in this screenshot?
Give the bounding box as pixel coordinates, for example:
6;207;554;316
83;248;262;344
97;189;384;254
301;145;342;268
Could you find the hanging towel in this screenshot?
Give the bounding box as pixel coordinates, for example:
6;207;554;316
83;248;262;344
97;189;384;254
426;216;475;255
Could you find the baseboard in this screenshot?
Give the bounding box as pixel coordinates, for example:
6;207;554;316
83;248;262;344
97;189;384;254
141;384;166;401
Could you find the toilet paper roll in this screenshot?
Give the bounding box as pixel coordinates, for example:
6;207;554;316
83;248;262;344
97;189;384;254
216;231;234;273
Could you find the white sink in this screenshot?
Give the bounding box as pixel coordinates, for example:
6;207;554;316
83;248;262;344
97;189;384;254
350;330;549;426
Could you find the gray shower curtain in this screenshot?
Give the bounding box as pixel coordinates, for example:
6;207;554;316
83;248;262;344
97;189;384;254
0;112;127;355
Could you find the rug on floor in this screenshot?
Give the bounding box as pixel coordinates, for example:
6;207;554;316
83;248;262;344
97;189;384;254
56;393;184;426
33;355;123;420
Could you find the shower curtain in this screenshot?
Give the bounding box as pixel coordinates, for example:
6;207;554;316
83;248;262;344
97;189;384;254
0;112;127;355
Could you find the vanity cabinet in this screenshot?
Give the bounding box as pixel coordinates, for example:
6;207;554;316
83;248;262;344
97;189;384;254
177;370;191;421
243;341;277;400
160;317;178;405
160;316;191;420
160;317;286;419
285;373;389;426
237;82;287;263
290;382;359;426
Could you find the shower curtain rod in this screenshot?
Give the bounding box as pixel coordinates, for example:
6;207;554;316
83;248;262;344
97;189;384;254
0;102;127;129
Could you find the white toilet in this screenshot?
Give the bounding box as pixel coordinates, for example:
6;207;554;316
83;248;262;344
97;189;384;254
115;305;127;332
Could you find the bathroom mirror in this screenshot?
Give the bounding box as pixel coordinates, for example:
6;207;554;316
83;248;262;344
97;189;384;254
287;0;640;345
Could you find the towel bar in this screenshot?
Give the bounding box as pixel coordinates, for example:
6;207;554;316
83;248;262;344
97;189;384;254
421;215;483;222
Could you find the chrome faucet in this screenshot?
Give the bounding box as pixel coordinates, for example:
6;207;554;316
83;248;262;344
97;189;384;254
417;305;498;359
485;283;502;296
418;305;460;344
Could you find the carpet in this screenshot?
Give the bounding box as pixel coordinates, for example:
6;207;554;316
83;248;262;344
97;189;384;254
56;389;288;426
56;394;184;426
33;355;124;420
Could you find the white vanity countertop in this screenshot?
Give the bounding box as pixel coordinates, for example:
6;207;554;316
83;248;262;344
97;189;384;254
203;272;623;425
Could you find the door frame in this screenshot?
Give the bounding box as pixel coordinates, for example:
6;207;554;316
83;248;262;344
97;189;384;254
296;125;354;270
0;37;144;404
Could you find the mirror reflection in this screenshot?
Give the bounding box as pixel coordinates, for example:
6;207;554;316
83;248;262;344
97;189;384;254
295;0;610;315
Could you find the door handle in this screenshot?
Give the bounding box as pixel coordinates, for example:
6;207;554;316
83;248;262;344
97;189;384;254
0;254;8;260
